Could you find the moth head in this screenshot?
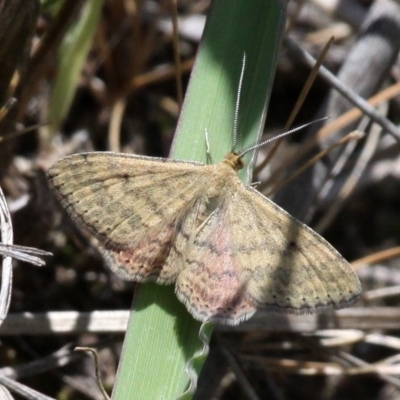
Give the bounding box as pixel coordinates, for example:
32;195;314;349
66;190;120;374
224;152;244;171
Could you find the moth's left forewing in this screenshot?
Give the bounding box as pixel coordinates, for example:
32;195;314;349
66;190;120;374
229;183;361;314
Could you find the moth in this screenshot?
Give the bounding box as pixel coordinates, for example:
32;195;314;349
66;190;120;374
48;146;362;325
48;59;361;325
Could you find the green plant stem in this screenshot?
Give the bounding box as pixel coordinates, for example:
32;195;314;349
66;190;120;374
112;1;286;399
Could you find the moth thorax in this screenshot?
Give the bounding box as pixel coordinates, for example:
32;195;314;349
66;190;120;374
224;152;244;171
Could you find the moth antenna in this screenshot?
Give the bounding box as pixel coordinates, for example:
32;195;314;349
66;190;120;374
239;117;329;158
232;53;246;152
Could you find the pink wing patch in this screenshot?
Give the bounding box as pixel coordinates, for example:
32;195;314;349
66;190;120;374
176;207;255;325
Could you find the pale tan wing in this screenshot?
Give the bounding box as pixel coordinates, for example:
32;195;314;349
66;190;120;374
228;184;361;314
176;199;256;325
48;152;207;283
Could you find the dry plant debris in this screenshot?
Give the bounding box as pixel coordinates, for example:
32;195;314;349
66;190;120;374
0;0;400;399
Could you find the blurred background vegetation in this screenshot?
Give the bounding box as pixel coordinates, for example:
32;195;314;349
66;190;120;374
1;0;400;399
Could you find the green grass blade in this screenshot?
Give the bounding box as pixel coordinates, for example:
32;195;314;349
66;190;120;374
173;0;287;180
45;1;103;137
112;1;286;399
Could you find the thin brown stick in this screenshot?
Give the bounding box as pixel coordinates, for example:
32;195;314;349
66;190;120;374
284;36;400;142
352;247;400;269
315;116;382;233
109;97;127;152
259;79;400;192
256;37;335;176
266;131;363;196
